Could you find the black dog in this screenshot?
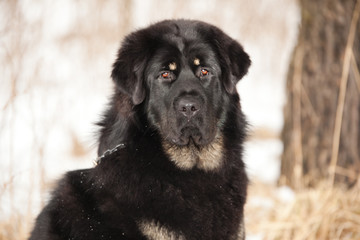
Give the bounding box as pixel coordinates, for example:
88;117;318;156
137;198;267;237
29;19;251;240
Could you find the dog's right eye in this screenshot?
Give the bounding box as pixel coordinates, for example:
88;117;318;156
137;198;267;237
161;72;170;78
159;71;175;82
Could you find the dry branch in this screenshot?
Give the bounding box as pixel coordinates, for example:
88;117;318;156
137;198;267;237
329;0;360;186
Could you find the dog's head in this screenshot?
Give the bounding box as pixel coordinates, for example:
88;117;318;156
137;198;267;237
108;20;250;170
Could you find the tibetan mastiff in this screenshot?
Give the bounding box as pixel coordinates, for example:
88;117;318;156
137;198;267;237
29;19;251;240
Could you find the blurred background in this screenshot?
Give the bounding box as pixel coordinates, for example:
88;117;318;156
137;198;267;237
1;0;359;239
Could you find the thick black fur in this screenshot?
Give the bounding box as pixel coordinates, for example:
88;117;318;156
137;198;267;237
29;20;251;240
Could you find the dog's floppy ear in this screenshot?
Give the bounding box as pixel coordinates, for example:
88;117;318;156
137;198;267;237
224;40;251;93
205;26;251;94
111;34;150;105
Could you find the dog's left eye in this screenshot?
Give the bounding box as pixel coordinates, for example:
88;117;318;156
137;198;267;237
200;69;209;76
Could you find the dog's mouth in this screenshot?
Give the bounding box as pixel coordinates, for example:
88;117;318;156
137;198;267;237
169;126;215;147
177;127;202;146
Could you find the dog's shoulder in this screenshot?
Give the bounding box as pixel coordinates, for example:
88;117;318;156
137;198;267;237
29;169;96;239
54;168;94;200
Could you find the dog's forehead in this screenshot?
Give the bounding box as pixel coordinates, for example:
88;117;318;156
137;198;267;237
162;22;201;52
145;22;220;72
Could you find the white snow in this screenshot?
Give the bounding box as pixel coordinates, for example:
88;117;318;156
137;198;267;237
276;185;296;203
0;1;300;238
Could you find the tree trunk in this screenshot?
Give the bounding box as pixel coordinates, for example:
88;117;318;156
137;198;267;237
280;0;360;188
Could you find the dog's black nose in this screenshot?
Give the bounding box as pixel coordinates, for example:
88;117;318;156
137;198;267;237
177;98;200;119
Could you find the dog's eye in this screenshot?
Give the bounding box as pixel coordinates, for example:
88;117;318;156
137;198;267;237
200;69;209;76
161;72;170;78
160;71;175;82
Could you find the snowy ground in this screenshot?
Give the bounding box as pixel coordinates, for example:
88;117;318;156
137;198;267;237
0;0;300;238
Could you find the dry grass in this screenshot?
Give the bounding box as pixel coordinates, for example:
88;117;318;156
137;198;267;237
246;181;360;240
0;214;30;240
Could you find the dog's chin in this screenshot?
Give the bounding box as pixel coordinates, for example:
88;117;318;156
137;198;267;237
161;129;224;171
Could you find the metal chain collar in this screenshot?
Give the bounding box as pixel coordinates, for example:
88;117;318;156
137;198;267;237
93;143;126;166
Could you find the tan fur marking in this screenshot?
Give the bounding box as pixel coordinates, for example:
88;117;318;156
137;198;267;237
193;58;200;66
169;62;177;71
162;135;224;171
138;220;185;240
162;141;197;170
196;137;223;171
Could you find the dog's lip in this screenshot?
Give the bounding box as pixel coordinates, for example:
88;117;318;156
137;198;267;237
169;134;192;146
168;126;211;147
172;136;198;146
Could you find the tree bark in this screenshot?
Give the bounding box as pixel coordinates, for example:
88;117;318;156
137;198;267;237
280;0;360;188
